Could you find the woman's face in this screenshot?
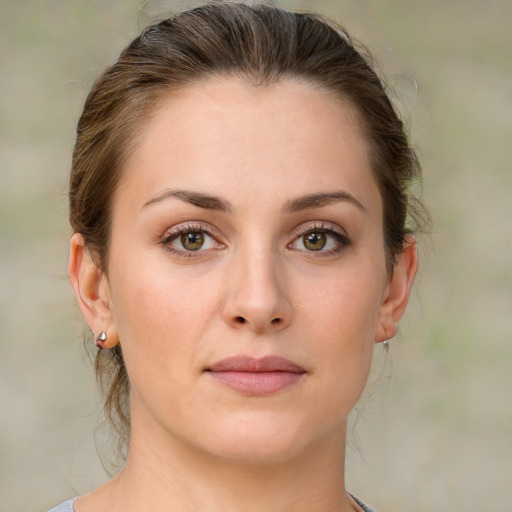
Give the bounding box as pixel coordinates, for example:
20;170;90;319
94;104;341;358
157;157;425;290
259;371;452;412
97;78;411;463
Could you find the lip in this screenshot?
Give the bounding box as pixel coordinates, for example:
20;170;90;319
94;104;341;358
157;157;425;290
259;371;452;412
206;355;306;396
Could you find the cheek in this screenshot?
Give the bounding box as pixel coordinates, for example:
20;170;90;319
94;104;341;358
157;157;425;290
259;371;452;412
107;255;237;410
299;261;385;340
297;262;385;402
107;261;217;412
110;250;218;340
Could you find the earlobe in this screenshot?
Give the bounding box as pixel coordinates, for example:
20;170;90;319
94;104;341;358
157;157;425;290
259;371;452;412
68;233;119;348
375;234;418;343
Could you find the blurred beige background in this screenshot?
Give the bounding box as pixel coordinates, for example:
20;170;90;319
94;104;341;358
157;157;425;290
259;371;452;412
0;1;510;511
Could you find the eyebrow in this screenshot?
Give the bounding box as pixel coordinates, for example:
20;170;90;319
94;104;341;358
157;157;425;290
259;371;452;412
284;191;366;213
142;188;365;215
142;189;232;212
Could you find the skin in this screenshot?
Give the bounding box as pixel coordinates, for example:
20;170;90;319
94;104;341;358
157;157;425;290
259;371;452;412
69;78;417;512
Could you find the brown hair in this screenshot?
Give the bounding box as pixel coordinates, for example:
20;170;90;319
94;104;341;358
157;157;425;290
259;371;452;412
69;1;428;455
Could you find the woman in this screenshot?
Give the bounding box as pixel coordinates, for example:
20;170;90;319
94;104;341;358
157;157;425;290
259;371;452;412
51;2;425;511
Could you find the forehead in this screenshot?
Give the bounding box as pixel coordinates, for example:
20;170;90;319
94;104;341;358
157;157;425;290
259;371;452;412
117;77;381;215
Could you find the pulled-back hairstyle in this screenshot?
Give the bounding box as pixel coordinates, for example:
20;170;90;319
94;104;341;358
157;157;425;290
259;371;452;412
69;1;428;457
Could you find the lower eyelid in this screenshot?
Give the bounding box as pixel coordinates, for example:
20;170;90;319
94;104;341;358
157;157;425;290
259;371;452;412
289;228;351;252
160;224;226;255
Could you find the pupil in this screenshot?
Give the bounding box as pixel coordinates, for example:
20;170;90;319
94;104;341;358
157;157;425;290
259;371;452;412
181;231;204;250
304;232;326;251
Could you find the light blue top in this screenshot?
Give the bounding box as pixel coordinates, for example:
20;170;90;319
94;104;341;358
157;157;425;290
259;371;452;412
48;494;376;511
47;498;76;512
351;493;377;512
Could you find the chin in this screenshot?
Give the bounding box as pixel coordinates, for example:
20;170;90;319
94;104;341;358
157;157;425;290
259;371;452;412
194;411;322;465
207;438;305;466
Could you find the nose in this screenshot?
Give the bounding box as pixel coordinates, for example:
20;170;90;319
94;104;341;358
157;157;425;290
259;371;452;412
222;245;292;334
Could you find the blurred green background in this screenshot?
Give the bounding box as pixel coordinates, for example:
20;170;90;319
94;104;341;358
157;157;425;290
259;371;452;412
0;1;510;511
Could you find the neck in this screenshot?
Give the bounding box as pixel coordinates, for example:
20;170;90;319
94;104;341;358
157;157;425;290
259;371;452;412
78;408;355;512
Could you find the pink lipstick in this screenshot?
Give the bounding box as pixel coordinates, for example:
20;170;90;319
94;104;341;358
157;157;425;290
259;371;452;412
206;355;306;396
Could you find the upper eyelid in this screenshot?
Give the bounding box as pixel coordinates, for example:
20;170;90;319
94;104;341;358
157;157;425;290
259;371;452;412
160;223;225;257
160;220;348;244
162;221;224;241
289;221;351;251
292;221;347;237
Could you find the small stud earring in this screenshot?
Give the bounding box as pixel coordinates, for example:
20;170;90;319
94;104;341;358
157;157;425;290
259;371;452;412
381;321;399;349
96;331;107;350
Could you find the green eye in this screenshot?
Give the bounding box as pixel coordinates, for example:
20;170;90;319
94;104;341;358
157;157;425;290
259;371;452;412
303;232;327;251
180;231;205;251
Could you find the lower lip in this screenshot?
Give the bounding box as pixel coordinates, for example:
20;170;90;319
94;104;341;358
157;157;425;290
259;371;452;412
207;371;304;396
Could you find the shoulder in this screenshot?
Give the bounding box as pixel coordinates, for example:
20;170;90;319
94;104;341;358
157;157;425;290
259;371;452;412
47;498;77;512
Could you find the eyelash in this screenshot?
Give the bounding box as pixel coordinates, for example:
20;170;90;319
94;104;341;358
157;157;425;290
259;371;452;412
160;222;224;259
290;222;351;256
160;221;351;258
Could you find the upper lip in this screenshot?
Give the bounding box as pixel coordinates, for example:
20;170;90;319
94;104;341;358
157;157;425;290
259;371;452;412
207;355;306;373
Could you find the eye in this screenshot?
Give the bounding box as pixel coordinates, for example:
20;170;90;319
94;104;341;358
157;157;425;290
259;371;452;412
289;223;350;255
302;232;328;251
177;231;207;251
161;223;224;256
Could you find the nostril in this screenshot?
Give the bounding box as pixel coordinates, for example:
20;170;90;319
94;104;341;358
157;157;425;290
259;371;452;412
232;316;284;327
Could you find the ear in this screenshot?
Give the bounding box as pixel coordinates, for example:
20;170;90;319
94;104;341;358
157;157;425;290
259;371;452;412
68;233;119;348
375;234;418;343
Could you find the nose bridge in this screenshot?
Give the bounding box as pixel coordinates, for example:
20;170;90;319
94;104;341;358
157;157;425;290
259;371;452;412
223;234;291;332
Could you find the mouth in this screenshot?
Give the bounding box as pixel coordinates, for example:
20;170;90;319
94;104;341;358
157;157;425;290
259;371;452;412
205;355;306;396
